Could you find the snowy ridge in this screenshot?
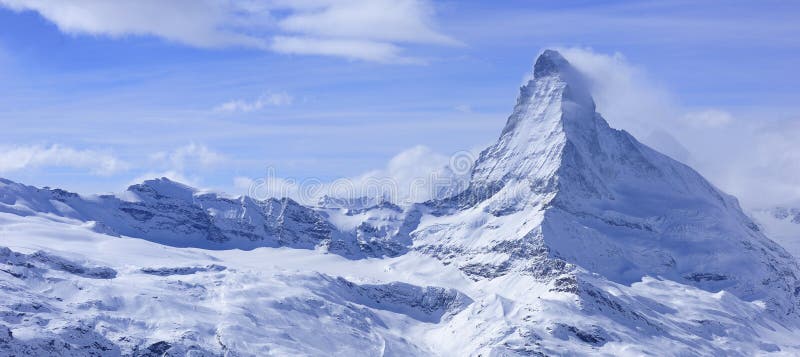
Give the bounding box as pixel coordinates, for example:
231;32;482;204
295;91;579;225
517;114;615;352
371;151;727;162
1;50;800;355
0;177;412;258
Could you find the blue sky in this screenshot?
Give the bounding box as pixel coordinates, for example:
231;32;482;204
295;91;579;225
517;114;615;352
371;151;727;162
0;0;798;208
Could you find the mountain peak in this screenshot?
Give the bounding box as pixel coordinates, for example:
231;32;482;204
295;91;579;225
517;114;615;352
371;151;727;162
469;49;598;192
420;51;800;317
127;177;196;202
533;49;570;77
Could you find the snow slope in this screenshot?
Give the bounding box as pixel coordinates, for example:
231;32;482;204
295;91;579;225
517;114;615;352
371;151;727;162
1;50;800;355
0;213;467;356
2;212;798;355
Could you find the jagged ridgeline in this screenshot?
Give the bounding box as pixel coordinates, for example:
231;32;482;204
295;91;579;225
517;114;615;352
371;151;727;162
1;51;797;315
1;50;799;355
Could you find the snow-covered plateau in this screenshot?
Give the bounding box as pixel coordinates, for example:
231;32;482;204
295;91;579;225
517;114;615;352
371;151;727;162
1;50;799;356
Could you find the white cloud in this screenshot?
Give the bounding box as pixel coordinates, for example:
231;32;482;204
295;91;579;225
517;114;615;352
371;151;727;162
215;92;293;113
271;36;409;63
0;144;127;175
711;120;800;209
270;0;457;62
558;47;800;209
682;109;734;128
347;145;466;204
130;144;227;190
150;143;226;171
0;0;455;63
556;47;678;138
243;145;475;205
233;176;255;191
0;0;270;49
453;104;472;113
275;0;455;45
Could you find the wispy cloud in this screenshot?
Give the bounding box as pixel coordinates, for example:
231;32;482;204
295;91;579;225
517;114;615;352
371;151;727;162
241;145;476;205
275;0;456;46
555;47;677;138
0;0;456;63
0;144;127;175
682;109;734;128
127;143;228;188
271;36;411;63
0;0;270;49
270;0;458;62
558;47;800;209
344;145;473;204
150;143;226;172
453;104;472;113
214;92;293;113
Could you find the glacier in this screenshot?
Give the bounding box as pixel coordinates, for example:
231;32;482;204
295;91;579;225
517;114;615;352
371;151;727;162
1;50;799;356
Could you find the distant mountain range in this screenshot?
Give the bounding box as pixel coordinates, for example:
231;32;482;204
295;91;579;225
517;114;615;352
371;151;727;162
1;50;798;356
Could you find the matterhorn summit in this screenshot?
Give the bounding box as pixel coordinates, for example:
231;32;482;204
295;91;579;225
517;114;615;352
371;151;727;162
1;50;799;356
417;50;799;314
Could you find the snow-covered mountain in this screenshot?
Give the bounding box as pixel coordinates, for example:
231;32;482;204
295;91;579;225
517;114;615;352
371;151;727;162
2;50;800;356
0;177;410;258
417;50;799;313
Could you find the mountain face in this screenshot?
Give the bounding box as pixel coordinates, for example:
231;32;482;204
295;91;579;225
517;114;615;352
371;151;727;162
1;50;800;355
415;50;800;314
